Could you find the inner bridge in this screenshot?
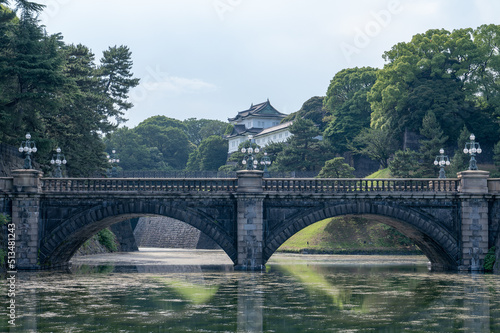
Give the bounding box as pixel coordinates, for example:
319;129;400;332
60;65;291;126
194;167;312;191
1;169;499;272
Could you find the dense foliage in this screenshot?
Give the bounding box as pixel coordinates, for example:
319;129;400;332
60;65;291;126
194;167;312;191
0;1;139;176
369;26;500;146
1;3;499;177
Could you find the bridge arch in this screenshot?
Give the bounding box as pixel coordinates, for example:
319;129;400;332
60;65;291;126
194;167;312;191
264;200;460;270
38;199;237;268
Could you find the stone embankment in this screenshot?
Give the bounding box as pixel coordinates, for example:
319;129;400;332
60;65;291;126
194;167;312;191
133;217;220;249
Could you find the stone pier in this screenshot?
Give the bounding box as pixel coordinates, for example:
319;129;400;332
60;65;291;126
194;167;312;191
235;170;265;270
458;170;490;272
11;169;43;270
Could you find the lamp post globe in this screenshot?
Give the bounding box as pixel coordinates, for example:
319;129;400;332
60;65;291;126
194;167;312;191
241;136;271;173
463;134;482;170
107;149;120;177
19;133;37;169
434;148;450;179
50;147;67;178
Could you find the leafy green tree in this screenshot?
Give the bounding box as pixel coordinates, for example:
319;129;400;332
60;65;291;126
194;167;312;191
137;115;186;132
349;128;397;169
104;127;169;171
183;118;228;145
368;26;500;146
191;135;228;171
323;67;377;153
317;157;355;178
134;120;193;170
389;149;420;178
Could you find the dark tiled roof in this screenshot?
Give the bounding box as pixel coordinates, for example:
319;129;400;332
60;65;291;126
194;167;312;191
228;99;286;122
226;126;262;139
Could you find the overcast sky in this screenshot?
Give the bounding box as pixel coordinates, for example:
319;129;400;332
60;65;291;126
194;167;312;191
37;0;499;128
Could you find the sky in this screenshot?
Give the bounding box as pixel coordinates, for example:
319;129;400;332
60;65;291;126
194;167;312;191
36;0;500;128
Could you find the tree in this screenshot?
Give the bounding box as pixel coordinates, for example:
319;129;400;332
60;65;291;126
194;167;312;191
0;3;140;176
368;26;500;147
389;149;420;178
138;115;186;132
449;126;473;176
417;110;448;177
317;157;355;178
282;96;329;131
104;127;169;171
273;118;332;172
183;118;228;145
494;141;500;176
323;67;377;153
349;128;397;169
135;123;192;170
98;45;140;127
188;135;228;171
0;1;65;144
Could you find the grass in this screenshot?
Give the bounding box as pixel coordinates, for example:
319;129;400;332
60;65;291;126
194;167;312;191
278;216;421;255
365;168;391;178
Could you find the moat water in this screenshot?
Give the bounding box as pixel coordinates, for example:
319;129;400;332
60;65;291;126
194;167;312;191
1;249;500;332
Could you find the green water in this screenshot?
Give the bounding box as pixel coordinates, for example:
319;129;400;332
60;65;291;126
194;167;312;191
1;253;500;332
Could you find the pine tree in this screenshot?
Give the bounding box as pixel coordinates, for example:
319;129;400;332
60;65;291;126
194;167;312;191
99;45;140;127
449;126;473;176
389;149;420;178
418;111;448;177
0;2;65;144
317;157;355;178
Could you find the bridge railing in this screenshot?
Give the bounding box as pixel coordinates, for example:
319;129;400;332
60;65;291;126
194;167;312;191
41;178;238;193
262;178;460;193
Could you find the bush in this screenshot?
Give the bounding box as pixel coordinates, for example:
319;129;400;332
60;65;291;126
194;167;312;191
0;214;8;267
484;246;496;272
96;228;118;252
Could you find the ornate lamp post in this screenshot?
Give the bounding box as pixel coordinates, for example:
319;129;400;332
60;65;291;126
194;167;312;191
18;133;37;169
107;149;120;177
433;148;450;179
241;142;260;170
260;152;272;177
50;147;67;178
463;133;482;170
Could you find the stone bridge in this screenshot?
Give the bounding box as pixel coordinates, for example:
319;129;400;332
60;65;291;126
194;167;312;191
1;169;499;272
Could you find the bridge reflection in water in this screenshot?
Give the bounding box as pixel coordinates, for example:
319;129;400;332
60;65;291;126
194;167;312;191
1;169;499;272
4;254;499;332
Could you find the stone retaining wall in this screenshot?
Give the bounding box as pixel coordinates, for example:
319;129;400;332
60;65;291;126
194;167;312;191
133;217;220;249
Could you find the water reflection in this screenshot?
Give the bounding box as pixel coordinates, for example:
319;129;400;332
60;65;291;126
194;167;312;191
1;254;499;332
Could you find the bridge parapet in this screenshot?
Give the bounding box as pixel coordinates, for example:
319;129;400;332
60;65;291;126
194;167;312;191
41;177;238;193
488;178;500;194
262;178;459;193
0;177;13;193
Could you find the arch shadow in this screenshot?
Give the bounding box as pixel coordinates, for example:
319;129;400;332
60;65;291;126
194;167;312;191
264;201;460;270
38;199;237;268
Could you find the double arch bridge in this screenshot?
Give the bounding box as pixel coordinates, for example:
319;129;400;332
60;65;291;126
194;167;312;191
1;169;499;272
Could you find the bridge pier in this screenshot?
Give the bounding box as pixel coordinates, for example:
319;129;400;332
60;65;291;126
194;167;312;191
458;170;490;272
11;169;43;270
234;170;265;270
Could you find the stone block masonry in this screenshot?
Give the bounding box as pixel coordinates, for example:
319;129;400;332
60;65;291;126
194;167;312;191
2;167;499;272
133;217;219;249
